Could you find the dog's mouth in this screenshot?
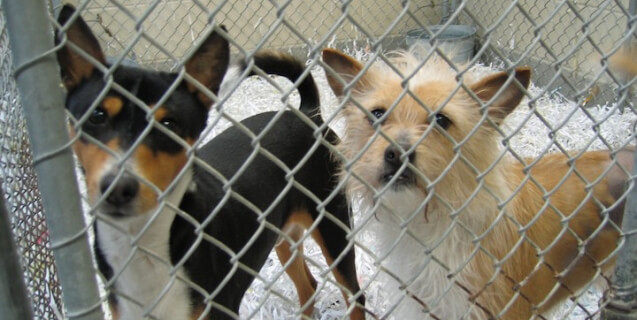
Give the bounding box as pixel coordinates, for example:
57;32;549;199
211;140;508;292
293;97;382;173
95;202;138;219
380;168;416;189
103;211;130;218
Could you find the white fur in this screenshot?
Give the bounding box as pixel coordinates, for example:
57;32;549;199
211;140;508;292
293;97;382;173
219;64;243;99
97;169;194;320
364;189;488;319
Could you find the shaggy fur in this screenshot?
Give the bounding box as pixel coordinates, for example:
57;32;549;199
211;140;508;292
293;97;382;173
322;48;632;319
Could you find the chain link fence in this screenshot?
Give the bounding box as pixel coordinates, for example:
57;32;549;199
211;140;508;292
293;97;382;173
1;0;636;319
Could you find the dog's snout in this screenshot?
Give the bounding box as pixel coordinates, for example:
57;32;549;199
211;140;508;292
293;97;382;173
384;146;398;165
382;143;416;186
384;144;414;167
100;174;139;206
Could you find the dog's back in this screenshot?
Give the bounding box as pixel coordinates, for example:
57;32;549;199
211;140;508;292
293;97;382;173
474;149;632;318
172;55;364;318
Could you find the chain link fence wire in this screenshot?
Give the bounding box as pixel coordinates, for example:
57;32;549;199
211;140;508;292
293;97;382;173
1;0;637;319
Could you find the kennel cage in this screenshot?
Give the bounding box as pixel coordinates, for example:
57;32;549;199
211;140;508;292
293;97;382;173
1;0;637;319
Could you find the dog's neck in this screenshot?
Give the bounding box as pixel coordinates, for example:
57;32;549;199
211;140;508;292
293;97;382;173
96;168;194;320
440;160;511;224
365;159;515;319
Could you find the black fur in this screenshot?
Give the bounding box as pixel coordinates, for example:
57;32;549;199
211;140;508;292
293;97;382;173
57;5;363;319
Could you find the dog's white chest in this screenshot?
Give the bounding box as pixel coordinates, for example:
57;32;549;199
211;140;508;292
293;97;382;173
95;169;195;320
367;190;480;319
98;215;192;320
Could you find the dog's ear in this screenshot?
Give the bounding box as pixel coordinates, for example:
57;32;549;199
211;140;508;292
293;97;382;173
322;48;368;98
185;26;230;108
56;5;106;91
469;67;531;124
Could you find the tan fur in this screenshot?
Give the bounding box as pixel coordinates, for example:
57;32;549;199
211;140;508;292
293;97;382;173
465;151;624;319
71;128;194;215
56;24;106;90
103;96;123;118
610;47;637;79
276;210;318;318
108;300;119;320
277;210;366;320
322;48;630;319
71;137;119;202
134;144;189;213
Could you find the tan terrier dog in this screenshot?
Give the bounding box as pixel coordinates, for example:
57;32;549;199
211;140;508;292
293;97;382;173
322;48;632;319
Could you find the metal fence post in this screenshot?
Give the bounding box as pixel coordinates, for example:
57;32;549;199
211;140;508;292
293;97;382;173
601;153;637;320
0;181;35;320
600;1;637;318
1;0;105;319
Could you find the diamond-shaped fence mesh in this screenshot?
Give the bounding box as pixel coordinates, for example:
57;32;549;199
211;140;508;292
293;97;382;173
1;0;636;319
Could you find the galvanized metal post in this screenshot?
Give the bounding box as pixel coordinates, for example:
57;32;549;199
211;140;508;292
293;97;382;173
600;1;637;319
601;152;637;318
1;0;105;319
0;181;35;320
602;149;637;319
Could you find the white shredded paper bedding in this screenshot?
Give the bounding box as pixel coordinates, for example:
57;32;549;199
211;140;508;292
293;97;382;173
207;58;635;320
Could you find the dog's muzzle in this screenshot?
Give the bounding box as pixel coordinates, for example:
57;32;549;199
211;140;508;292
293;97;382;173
98;172;139;217
380;143;416;187
101;173;139;206
97;168;194;218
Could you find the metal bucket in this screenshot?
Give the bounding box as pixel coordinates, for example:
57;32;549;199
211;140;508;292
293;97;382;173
405;25;476;63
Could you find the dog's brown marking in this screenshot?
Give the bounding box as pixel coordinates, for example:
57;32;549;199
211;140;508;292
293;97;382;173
190;303;208;320
103;96;123;118
610;48;637;79
276;214;318;318
322;48;367;98
71;134;120;202
468;67;531;124
106;292;120;320
184;27;230;107
109;307;119;320
133;145;188;213
56;6;106;90
153;107;167;121
279;210;366;320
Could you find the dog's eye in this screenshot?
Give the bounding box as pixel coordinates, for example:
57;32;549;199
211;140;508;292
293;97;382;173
88;107;108;125
434;113;451;129
159;117;180;132
369;108;386;125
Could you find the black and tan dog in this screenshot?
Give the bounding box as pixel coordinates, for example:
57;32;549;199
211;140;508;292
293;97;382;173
56;5;364;319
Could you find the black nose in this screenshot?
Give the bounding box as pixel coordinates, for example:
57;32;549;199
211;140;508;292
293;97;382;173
384;143;414;167
382;143;416;185
100;174;139;206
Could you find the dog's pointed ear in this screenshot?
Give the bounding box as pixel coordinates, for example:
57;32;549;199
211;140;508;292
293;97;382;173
185;26;230;108
322;48;368;99
470;67;531;124
56;5;106;91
